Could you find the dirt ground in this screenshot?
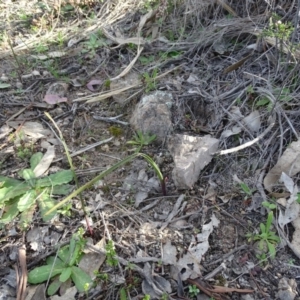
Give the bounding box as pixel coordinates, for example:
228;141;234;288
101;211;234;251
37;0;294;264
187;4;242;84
1;0;300;299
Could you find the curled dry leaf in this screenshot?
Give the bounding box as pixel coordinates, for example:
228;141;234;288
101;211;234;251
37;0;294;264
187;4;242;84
86;79;102;92
264;140;300;192
278;173;299;228
242;110;261;133
33;145;55;177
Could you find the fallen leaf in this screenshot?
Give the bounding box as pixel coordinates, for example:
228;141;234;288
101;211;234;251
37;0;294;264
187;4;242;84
264;140;300;192
33;145;55;177
86;79;102;92
242;110;261;133
44;94;68;104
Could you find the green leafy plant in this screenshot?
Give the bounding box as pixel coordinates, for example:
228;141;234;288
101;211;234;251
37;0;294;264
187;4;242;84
239;182;253;197
262;200;277;210
28;229;92;295
139;55;155;65
256;87;293;110
106;240;118;267
263;13;294;41
0;152;73;228
120;287;128;300
188;284;200;298
142;295;151;300
126;130;156;152
83;33;106;55
247;212;280;259
143;68;158;92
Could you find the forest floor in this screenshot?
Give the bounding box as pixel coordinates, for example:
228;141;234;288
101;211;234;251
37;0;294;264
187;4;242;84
1;1;300;299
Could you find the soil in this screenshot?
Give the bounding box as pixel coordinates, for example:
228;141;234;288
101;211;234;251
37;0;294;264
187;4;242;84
1;1;300;299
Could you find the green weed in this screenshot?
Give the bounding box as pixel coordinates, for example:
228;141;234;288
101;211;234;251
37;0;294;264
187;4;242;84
0;152;73;228
28;229;92;295
239;182;253;197
105;240;118;267
263;13;294;41
188;284;200;298
143;68;158;92
83;33;106;55
126;130;156;152
247;212;280;260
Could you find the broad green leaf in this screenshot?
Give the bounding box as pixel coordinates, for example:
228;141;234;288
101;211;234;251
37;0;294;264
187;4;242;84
58;246;71;264
0;176;22;188
256;98;270;107
68;240;82;267
46;256;65;267
0;82;11;89
0;182;31;203
240;182;251;195
59;267;72;282
28;264;64;284
0;201;19;224
37;192;57;221
22;169;36;181
120;287;127;300
52;184;73;195
30;152;43;170
36;170;73;188
266;212;273;232
0;187;12;203
260;223;266;234
47;278;62;296
71;266;92;292
17;190;37;212
68;238;76;266
21;169;36;187
48;170;74;186
267;241;276;258
20;205;36;229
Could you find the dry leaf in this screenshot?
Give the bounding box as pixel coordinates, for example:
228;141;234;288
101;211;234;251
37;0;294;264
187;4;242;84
264;140;300;192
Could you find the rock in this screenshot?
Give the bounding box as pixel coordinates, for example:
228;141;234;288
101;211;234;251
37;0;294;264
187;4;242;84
110;72;141;105
168;134;219;189
276;277;297;300
130;91;173;142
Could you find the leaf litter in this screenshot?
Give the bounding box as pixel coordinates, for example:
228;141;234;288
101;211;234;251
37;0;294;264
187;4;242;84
1;0;300;299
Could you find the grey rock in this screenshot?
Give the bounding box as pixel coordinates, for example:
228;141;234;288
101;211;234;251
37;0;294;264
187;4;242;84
276;277;297;300
130;91;173;142
168;134;219;189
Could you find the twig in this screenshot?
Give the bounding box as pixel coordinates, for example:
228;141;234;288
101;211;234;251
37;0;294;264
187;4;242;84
93;114;129;126
215;116;276;155
53;137;114;162
16;244;27;300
